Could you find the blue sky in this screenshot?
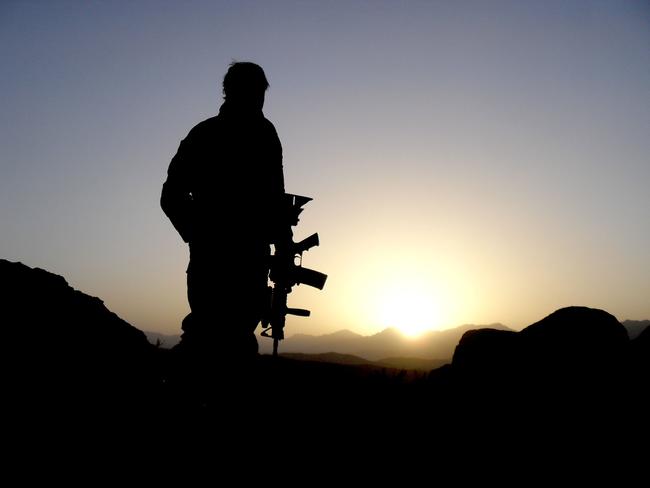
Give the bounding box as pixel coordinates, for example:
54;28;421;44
1;1;649;335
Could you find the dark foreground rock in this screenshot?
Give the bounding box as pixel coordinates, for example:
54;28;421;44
2;260;647;443
446;306;647;411
1;259;159;415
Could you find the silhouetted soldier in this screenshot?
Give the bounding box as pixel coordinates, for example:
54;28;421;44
161;62;288;366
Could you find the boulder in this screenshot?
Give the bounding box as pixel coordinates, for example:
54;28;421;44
1;259;156;404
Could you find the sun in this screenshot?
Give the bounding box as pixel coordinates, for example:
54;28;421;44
374;283;442;337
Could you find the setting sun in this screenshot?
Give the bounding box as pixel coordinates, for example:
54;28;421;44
375;283;442;337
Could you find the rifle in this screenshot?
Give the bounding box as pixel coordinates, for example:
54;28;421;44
261;193;327;356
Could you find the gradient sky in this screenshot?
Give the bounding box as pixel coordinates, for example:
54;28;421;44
1;0;649;336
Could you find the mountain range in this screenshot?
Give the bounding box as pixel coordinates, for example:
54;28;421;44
257;324;513;360
280;352;448;371
624;320;650;340
146;323;512;360
146;320;648;362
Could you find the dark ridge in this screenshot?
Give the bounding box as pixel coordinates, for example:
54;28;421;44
444;306;640;409
4;259;647;443
2;259;159;416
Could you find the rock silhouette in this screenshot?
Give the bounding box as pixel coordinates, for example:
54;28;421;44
2;259;157;415
448;306;635;408
451;328;521;378
3;259;646;439
454;307;628;367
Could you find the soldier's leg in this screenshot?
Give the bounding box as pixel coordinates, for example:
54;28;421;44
225;262;270;357
182;260;268;358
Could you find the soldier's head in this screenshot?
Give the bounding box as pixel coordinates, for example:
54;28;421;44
222;62;269;111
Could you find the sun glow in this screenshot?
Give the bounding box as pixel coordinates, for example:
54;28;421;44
350;250;471;337
374;282;442;338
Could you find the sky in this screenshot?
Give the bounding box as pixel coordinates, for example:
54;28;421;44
1;0;649;337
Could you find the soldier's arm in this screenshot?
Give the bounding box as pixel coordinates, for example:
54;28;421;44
267;123;292;248
161;132;195;243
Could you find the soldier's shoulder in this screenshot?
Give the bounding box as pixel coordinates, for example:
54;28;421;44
262;117;279;136
188;115;221;136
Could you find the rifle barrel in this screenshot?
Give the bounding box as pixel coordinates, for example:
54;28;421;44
287;307;311;317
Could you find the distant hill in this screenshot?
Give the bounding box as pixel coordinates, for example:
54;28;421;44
146;320;650;360
259;323;512;360
281;351;374;366
279;352;447;371
147;324;512;360
622;320;650;340
376;357;449;370
145;331;181;348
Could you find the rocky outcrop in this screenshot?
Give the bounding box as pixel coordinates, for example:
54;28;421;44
2;259;156;406
520;306;628;361
452;328;520;378
449;307;632;397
